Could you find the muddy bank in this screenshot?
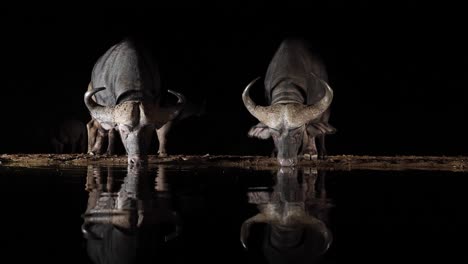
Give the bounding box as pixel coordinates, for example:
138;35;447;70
1;154;467;172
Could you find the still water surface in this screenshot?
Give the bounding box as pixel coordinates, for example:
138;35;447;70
0;165;467;263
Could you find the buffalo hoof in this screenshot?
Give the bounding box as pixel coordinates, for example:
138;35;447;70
303;153;318;160
158;152;168;158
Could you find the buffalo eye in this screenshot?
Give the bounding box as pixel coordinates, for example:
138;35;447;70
289;127;303;142
119;125;131;138
269;128;281;137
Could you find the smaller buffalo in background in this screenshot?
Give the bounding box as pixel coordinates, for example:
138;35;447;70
49;119;87;154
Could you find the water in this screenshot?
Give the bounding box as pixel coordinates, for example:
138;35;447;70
0;164;467;263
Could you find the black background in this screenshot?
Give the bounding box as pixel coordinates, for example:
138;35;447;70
2;7;467;156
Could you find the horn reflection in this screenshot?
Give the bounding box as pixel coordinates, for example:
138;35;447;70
241;167;333;264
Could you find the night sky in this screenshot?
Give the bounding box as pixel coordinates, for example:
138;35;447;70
2;8;467;156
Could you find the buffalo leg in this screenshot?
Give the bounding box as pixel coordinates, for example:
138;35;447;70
71;142;77;153
54;142;64;154
86;119;98;154
317;134;327;160
302;132;318;160
91;129;108;155
156;121;173;157
271;146;278;158
106;128;116;155
80;130;87;154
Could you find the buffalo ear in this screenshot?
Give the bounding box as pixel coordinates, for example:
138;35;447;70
306;122;336;137
248;123;271;139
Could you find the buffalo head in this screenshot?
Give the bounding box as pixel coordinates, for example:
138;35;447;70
242;73;333;166
85;87;185;165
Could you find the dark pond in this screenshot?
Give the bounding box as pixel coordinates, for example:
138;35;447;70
0;165;467;263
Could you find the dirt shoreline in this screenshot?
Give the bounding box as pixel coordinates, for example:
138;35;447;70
1;154;467;172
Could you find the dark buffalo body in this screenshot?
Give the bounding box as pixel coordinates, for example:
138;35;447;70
91;39;161;107
265;39;329;106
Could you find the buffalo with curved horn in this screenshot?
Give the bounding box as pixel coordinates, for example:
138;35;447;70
243;39;335;166
84;38;185;165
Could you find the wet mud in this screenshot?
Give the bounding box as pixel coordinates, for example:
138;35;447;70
1;154;467;172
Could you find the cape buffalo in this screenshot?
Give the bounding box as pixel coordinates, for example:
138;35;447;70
242;39;335;166
49;119;87;154
84;38;185;165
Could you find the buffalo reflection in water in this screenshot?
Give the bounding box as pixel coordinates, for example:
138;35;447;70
241;167;333;264
81;165;181;264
